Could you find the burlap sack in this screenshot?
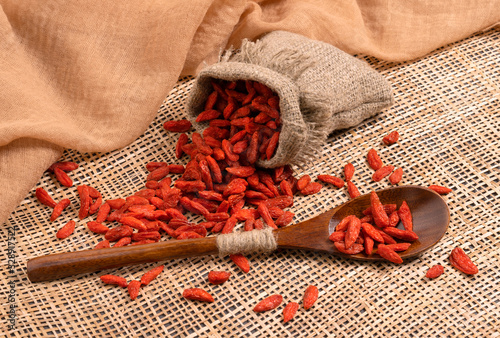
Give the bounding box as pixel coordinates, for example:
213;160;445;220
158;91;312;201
186;31;394;168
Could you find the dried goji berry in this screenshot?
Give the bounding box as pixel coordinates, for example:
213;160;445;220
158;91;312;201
180;197;210;216
226;166;256;178
246;131;259;164
334;241;364;254
175;133;189;159
388;211;399;227
204;91;218;110
146;162;167;172
397;201;413;231
385;243;411;252
54;167;73;187
147;165;169;181
254;295;283;312
377;244;403;264
105;225;133;242
257;203;277;229
220;216;237;234
196;109;221;122
296;175;311;191
229;254;250;273
378;230;397;245
363;231;375;255
232;208;258;222
346;181;361;199
119;216;148;232
141;265;164;285
426;264;444;279
335;215;356;232
275;211;294;227
370;191;390;228
449;247;478;275
192;132;213;155
87;221;109;234
328;231;346;242
222;139;239;162
35;187;57;208
244;218;254;231
183;288;214;302
382;130;400;145
279;180;293;197
265;132;280;160
173;224;208;238
255;111;272;124
303;285;319;310
429;185;452;194
107;198;126;210
77;185;91;220
361;222;384;243
205;212;230;222
344;163;355;181
223;178;247;196
382;227;419;241
163;119;192;132
363;204;398;216
254;219;264;230
131;231;161;242
389;167;403;185
208;271;231;285
233;139;249;154
94;240;110;249
48;161;78;172
283;302;299;323
372;165;394;182
175;180;206;193
345;216;362;249
317;174;344;188
100;274;128;288
300;182;322;195
367;149;383;170
56;220;76;239
223;96;236;119
128;280;141;300
50;198;71;221
229;129;247;144
113;237;131;247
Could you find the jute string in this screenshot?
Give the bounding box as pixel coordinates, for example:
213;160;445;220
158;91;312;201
216;227;277;257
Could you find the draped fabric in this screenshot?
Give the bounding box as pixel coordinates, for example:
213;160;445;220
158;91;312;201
1;0;499;225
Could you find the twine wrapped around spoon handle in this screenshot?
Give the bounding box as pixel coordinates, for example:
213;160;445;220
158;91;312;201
216;227;278;257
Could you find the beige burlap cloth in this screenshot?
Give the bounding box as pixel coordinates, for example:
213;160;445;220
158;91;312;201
2;28;499;337
1;1;500;226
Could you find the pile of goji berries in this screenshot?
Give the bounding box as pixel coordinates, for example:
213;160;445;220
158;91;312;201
328;191;417;264
34;78;475;311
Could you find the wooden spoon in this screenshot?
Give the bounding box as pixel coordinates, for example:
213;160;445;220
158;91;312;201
27;185;449;282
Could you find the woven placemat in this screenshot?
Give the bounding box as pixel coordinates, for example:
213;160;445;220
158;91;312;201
2;28;499;337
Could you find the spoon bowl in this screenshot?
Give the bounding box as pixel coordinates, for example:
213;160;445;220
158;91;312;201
275;185;450;260
27;185;449;282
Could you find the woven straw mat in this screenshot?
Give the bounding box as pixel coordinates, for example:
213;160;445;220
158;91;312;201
2;29;499;337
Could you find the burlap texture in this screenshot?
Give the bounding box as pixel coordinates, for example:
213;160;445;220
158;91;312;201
187;31;393;168
1;28;498;337
1;1;499;227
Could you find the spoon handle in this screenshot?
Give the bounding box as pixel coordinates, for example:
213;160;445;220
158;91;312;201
27;237;218;282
